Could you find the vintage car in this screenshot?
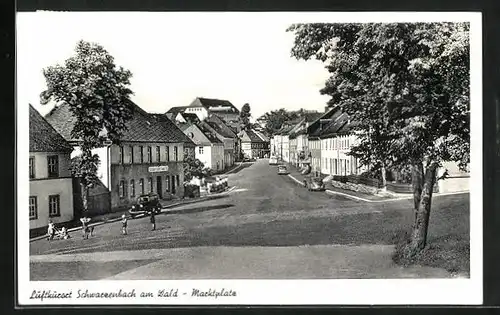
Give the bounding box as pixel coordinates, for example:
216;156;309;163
269;156;278;165
304;176;326;191
277;165;289;175
129;193;162;216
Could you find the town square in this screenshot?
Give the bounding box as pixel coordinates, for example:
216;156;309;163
20;12;474;286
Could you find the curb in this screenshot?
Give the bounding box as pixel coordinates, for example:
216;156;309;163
287;173;468;203
29;186;237;243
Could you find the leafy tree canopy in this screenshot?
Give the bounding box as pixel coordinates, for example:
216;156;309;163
287;22;470;172
40;40;135;211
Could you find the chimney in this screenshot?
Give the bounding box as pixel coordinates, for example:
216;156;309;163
325;106;329;113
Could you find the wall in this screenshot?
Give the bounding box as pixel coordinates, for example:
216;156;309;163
241;142;252;158
319;135;365;176
108;141;185;210
195;145;212;170
29;177;74;229
185;107;208;120
110;161;184;209
211;144;225;171
31;151;72;179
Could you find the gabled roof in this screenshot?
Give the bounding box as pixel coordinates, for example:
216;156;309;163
307;107;343;139
29;104;73;153
253;130;270;142
206;115;238;138
45;101;190;144
190;97;240;114
181;113;200;123
148;114;196;146
165;106;186;115
319;113;350;138
240;129;268;143
205;121;236;139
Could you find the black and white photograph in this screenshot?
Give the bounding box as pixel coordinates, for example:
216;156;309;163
17;11;482;305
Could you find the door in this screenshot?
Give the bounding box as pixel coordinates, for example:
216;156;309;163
156;176;162;199
171;175;176;194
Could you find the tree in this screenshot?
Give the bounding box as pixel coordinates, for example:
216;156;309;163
40;40;134;213
258;108;308;136
240;103;251;130
288;22;470;257
183;155;211;182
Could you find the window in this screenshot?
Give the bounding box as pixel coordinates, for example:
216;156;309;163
156;146;161;162
176;175;180;187
334;159;338;174
166;176;170;192
139;146;144;163
130;179;135;197
166;146;170;162
48;195;60;217
119;180;126;198
174;146;178;161
119;146;124;164
148;177;153;193
147;147;152;163
29;196;37;220
29;157;35;179
130;146;134;164
346;160;350;175
199;146;204;154
139;178;145;194
47;155;59;178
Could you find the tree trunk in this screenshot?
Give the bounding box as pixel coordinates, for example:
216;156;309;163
81;182;89;213
407;162;438;256
380;163;387;190
411;161;424;215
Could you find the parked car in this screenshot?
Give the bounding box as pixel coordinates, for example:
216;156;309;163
277;165;289;175
304;176;326;191
129;193;162;216
205;176;225;193
269;156;278;165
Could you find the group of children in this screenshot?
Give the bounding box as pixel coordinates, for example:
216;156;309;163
46;216;94;241
47;210;158;241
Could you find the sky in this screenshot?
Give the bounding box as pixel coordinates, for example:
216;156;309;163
17;12;332;120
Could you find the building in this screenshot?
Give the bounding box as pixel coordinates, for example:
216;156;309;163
180;122;225;172
203;114;238;169
166;97;241;124
306;107;345;176
45;101;190;212
319;112;366;176
288;112;322;167
29;105;74;234
239;129;270;159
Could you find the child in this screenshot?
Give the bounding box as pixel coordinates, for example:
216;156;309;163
150;211;156;231
47;220;55;241
80;217;90;239
121;214;128;235
61;227;70;239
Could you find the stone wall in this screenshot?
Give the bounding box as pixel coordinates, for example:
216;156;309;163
330;180;379;195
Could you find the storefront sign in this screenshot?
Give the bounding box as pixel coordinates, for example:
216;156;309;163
148;166;169;173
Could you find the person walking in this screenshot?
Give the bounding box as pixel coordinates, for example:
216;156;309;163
47;220;55;241
150;211;156;231
121;214;128;235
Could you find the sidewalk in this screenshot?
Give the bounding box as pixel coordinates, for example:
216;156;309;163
285;164;402;203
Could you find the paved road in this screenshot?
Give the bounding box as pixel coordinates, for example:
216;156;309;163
30;159;467;280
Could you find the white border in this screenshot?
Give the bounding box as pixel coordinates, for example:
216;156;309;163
17;11;483;305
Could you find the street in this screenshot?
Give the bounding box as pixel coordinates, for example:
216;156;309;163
30;159;469;280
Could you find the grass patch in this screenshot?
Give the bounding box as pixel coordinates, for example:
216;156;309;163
392;230;470;276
